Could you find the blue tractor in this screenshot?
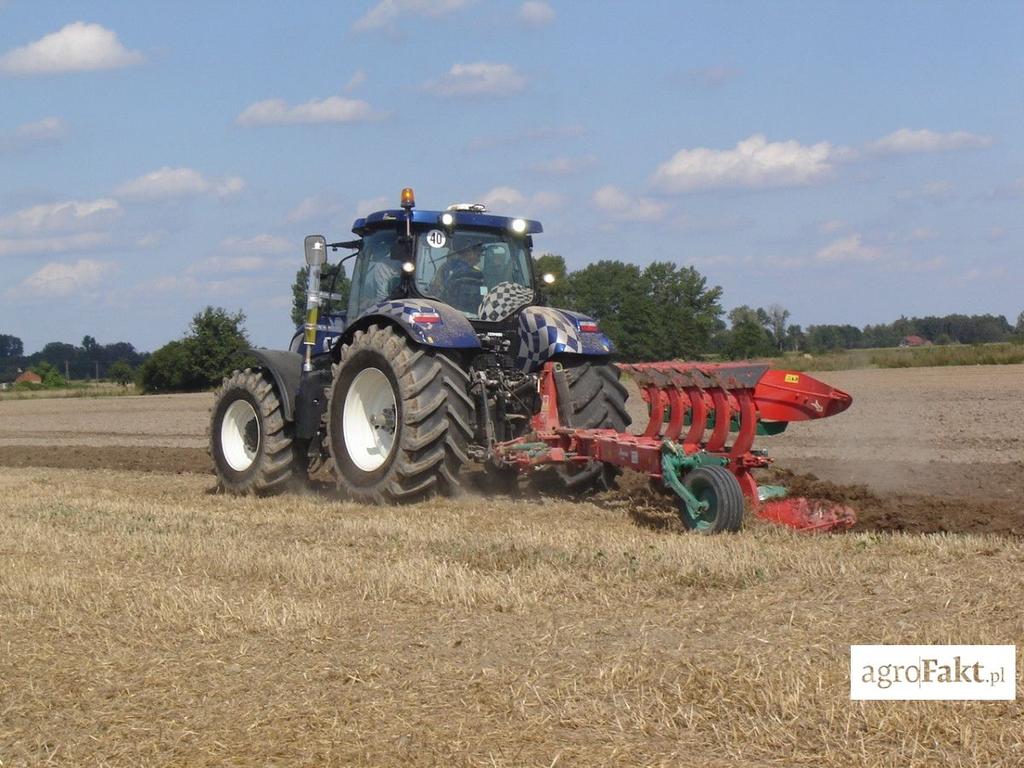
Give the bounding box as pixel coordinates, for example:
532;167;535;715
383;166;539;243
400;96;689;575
209;188;630;502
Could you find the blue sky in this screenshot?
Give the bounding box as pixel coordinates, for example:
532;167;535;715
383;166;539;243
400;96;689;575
1;1;1022;353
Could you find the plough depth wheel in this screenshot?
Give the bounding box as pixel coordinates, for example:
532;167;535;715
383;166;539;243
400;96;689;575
679;465;744;533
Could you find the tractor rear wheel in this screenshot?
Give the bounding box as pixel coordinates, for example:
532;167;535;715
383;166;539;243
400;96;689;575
679;465;744;533
327;324;474;503
210;368;303;495
552;358;631;493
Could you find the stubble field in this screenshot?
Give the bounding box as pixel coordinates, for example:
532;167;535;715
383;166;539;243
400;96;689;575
1;365;1023;766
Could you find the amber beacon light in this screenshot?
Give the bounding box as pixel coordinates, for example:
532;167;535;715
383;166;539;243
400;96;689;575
400;187;415;209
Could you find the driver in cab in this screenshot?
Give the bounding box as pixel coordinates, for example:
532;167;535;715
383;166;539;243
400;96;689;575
430;242;484;312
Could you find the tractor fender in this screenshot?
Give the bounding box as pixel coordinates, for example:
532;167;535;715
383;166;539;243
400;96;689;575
514;306;615;372
248;348;302;422
337;299;480;355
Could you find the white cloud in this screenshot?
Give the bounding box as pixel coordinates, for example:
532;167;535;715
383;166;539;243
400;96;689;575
652;134;838;192
867;128;993;155
0;116;70;151
682;65;742;88
0;232;110;258
592;185;667;221
221;234;295;255
187;256;275;275
236;96;383;125
132;274;255;298
519;1;555;26
0;198;121;235
356;196;392;217
424;62;526;98
897;180;954;204
114;167;245;201
817;219;847;235
479;186;562;217
286;195;348;223
988;177;1024;200
529;155;597;175
135;231;167;248
344;70;366;92
9;258;115;298
353;0;475;31
815;234;882;264
0;22;143;75
187;234;296;274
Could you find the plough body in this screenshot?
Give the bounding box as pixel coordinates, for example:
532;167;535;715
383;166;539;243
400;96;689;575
493;361;855;533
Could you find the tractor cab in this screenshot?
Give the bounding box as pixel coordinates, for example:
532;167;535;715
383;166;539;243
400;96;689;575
345;191;543;325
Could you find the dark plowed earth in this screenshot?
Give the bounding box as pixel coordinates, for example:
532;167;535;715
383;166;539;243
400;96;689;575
763;467;1024;537
0;445;211;474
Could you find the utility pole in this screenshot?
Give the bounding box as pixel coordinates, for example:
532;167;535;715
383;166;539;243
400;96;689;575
95;361;99;383
65;360;69;381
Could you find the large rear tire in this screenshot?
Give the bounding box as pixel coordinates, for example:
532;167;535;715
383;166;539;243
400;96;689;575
552;358;631;493
327;324;474;503
210;368;302;495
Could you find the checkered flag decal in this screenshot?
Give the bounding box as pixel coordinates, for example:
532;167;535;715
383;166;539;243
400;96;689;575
516;307;582;372
477;282;534;321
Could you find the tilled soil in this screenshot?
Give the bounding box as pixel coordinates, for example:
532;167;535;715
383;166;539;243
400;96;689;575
1;364;1022;536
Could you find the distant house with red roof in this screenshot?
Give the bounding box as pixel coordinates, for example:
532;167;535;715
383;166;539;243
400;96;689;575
899;335;931;348
14;370;42;385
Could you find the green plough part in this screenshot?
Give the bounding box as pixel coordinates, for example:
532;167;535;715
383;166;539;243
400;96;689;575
660;441;728;522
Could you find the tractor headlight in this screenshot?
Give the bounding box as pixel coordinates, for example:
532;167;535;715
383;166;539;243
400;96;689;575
542;272;556;285
510;218;527;234
304;235;327;267
402;261;415;273
440;212;455;228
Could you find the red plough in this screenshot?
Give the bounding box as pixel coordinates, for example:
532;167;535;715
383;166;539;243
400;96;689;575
492;361;854;533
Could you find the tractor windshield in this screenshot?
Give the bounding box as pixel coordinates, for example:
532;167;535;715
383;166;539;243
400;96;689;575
414;228;534;319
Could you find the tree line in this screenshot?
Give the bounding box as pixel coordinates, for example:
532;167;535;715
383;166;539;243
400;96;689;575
0;333;147;385
6;255;1022;393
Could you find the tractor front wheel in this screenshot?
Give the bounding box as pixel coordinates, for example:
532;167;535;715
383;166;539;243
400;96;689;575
327;324;473;503
678;465;744;533
209;369;303;495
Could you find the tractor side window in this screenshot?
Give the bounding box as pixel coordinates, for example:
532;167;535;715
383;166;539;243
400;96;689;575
348;229;399;318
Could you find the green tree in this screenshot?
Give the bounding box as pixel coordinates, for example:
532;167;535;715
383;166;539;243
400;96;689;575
724;306;775;359
137;340;197;393
0;334;23;358
186;307;250;387
137;307;250;393
534;252;570;307
108;360;134;387
30;361;66;388
786;324;805;352
763;304;791;351
559;260;723;361
291;262;350;326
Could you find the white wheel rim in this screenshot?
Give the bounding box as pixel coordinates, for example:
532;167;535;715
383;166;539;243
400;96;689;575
344;367;398;472
221;399;259;472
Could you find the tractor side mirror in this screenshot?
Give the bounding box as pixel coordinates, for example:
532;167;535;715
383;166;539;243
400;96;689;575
304;235;327;267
